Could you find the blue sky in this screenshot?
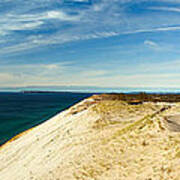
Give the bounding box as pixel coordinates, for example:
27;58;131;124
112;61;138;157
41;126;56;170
1;0;180;88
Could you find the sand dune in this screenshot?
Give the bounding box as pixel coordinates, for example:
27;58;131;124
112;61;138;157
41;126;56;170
0;95;180;180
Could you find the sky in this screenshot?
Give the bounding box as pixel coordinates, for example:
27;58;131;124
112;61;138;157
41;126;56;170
1;0;180;88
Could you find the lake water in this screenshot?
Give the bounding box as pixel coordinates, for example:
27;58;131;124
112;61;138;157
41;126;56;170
0;92;93;145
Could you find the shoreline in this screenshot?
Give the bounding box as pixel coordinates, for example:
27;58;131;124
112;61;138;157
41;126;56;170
1;92;180;148
0;95;96;149
0;92;93;146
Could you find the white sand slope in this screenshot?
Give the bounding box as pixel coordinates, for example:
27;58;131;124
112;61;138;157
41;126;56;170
0;96;180;180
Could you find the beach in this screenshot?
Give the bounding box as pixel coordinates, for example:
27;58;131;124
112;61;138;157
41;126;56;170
0;94;180;179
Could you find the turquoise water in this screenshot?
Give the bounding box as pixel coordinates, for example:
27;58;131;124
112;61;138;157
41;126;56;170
0;92;93;145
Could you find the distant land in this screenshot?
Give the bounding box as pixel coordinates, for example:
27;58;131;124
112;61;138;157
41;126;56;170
1;85;180;93
20;91;99;95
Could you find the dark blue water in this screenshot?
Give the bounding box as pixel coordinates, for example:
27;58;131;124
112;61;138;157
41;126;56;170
0;92;93;145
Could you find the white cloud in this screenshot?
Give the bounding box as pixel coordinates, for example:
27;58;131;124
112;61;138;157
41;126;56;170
2;0;180;55
80;70;107;77
5;10;80;22
6;21;43;31
0;62;74;87
155;26;180;31
125;26;180;35
144;40;158;47
0;62;70;76
70;0;89;2
0;30;120;54
0;9;80;36
58;73;180;88
157;0;180;3
144;40;162;50
149;7;180;13
45;11;81;21
45;64;59;70
2;24;180;54
138;60;180;73
1;59;180;88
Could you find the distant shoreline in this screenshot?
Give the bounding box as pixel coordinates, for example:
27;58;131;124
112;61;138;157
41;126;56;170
1;86;180;94
0;90;180;95
20;91;96;94
18;90;180;96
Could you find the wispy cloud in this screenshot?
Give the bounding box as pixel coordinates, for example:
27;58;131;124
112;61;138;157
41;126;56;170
1;58;180;88
137;60;180;74
69;0;90;2
45;11;80;21
2;24;180;55
0;62;73;86
2;21;43;31
12;10;81;21
125;26;180;35
149;7;180;13
144;40;161;50
0;10;80;34
144;40;158;47
1;0;180;54
2;0;180;88
80;70;108;77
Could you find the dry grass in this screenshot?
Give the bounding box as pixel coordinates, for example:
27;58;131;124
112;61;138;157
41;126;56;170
69;101;180;180
91;100;163;130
